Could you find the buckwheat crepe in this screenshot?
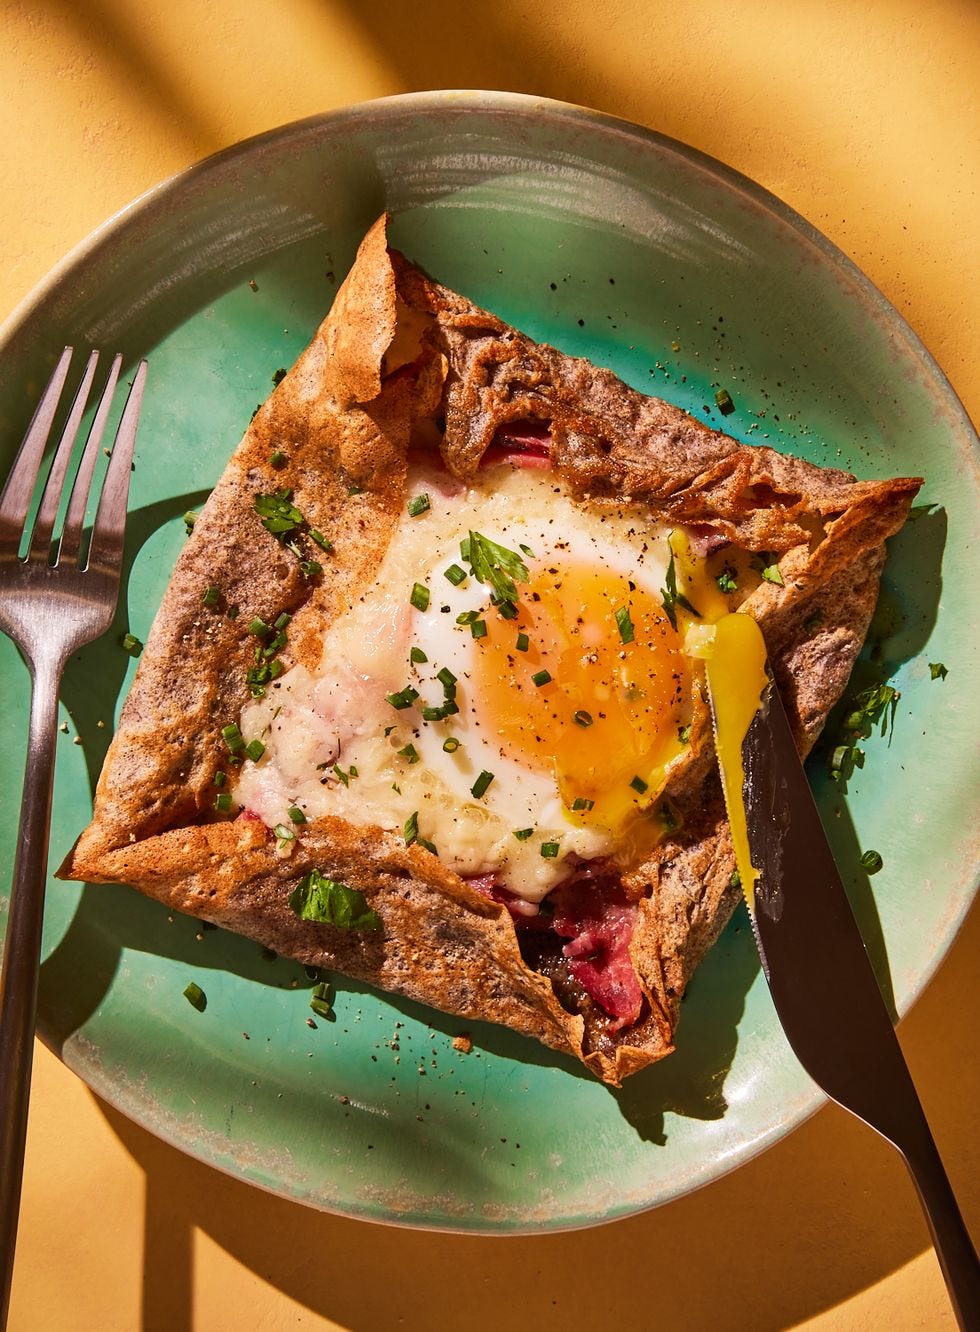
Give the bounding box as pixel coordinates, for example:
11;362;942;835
61;216;921;1084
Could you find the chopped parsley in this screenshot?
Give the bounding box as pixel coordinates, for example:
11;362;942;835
828;680;900;786
660;543;701;630
716;565;738;594
462;530;530;606
289;869;381;930
614;605;634;644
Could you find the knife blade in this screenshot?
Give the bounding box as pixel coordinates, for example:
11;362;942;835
704;612;980;1330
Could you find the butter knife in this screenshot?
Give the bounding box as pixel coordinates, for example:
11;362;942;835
704;613;980;1330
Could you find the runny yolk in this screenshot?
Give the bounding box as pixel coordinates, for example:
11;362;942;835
470;562;688;831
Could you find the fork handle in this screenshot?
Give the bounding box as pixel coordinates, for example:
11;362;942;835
0;654;63;1329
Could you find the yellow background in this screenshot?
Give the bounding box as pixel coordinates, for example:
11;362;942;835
1;0;978;1327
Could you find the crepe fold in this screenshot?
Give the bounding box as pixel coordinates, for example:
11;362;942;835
61;216;921;1085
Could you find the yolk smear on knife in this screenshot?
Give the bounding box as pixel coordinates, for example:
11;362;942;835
703;612;770;906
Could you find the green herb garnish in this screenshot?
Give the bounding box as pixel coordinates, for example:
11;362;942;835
121;632;143;657
386;685;419;710
463;530;530;606
571;797;595;812
410;582;430;612
183;982;207;1011
442;737;461;753
614;605;634;644
861;850;883;874
630;775;649;794
214;792;233;813
513;828;534;842
470;619;487;640
244;739;265;762
660;543;701;630
289;868;380;930
471;770;495;799
540;841;560;859
929;662;948;681
716;566;738;594
407;493;431;517
201;585;221;607
269;450;288;469
515;632;530;653
410;646;428;664
444;564;467;586
398;743;420;764
531;669;552;687
287;806;306;824
714;388;735;415
222;723;245;754
254;488;304;537
573;710;593;727
310;981;334;1018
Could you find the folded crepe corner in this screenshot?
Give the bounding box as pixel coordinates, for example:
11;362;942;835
60;214;921;1086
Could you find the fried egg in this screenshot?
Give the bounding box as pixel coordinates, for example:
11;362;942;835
234;460;727;902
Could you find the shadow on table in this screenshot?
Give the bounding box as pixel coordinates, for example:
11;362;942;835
93;897;978;1332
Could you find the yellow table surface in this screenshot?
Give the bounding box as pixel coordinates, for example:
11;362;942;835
2;1;978;1328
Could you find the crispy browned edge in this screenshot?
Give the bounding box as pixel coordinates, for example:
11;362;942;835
60;216;921;1085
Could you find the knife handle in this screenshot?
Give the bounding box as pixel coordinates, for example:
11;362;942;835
893;1114;980;1332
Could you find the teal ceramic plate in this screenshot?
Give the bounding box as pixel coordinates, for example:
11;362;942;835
0;92;977;1232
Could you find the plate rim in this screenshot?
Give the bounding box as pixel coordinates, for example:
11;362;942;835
3;88;978;1231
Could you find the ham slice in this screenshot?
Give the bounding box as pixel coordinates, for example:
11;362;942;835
551;878;643;1032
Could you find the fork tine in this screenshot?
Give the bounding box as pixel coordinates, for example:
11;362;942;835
84;359;148;574
0;348;74;555
58;354;122;565
29;350;101;560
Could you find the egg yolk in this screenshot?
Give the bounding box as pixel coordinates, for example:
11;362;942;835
471;562;689;831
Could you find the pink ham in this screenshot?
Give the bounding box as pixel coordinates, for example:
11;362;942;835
481;420;552;469
551;879;643;1031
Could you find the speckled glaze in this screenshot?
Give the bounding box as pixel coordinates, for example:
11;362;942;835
0;92;976;1233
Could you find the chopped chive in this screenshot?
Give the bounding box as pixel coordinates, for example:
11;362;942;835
471;770;495;799
183;982;207;1011
456;610;478;625
615;605;634;644
714;388;735;415
121;632;143;657
299;559;322;579
407;493;431;517
398;744;420;764
540;841;560;859
761;563;784;586
410;582;430;612
571;797;595;812
214;792;233;813
729;869;742;889
861;849;884;874
417;837;438;856
213;771;226;788
531;669;552;687
410;646;428;664
249;616;270;637
308;529;333;552
436;666;457;694
573;710;593;728
404;811;419;846
444;564;467;586
310;982;334;1018
268;659;284;680
716;566;738;594
630;775;649;794
332;764;349;787
470;619;487;640
287;806;306;824
386;686;419;710
273;823;295;844
515;632;530;652
519;543;535;557
201;585;221;607
421;704;449;721
442;737;461;753
678;724;692;744
226;604;239;620
222;723;245;754
269;449;288;468
347;483;364;496
513;828;534;842
274;611;292;631
263;631;287;656
182;509;199;534
496;599;518;620
244;739;266;762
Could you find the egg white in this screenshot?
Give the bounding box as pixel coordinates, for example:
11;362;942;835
234;460;681;901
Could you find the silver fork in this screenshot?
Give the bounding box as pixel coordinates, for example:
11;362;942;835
0;347;147;1326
